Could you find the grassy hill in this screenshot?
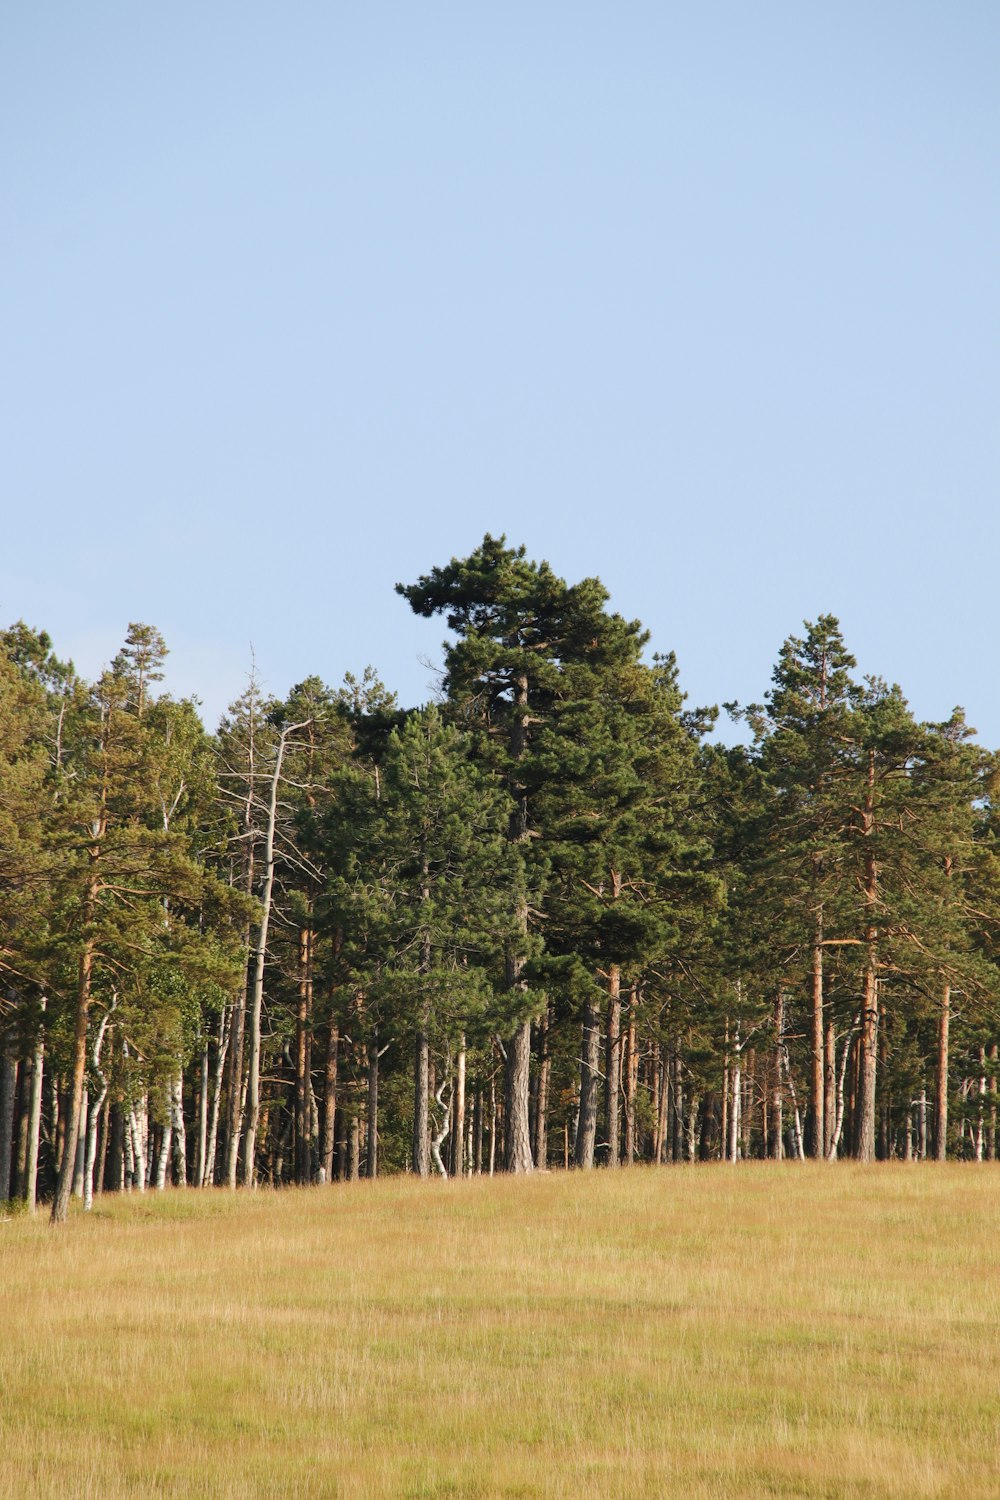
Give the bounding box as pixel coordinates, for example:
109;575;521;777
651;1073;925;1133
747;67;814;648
2;1166;999;1498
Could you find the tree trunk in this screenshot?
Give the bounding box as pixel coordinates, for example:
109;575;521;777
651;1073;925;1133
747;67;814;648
366;1034;379;1179
453;1036;466;1178
25;998;45;1212
488;1073;497;1177
51;925;97;1224
294;925;314;1185
573;998;601;1169
769;993;784;1161
206;1005;230;1186
348;1114;360;1180
935;984;950;1161
0;1040;16;1204
727;1022;741;1163
605;967;622;1168
83;1005;114;1211
533;1011;549;1171
413;1025;430;1177
823;1020;836;1158
624;991;638;1165
322;1022;339;1183
170;1070;187;1187
854;750;879;1163
244;727;299;1186
809;902;825;1157
504;1020;533;1174
196;1037;209;1188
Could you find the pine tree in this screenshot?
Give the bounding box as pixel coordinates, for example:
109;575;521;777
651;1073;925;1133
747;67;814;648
398;536;653;1172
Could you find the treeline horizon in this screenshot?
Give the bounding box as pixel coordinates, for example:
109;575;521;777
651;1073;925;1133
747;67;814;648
2;534;999;1224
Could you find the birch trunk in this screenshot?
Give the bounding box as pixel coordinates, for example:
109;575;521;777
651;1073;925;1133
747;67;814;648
25;997;45;1212
205;1006;230;1186
243;722;306;1186
195;1038;209;1189
453;1036;466;1178
727;1022;741;1163
810;901;825;1157
170;1070;187;1186
83;1005;114;1211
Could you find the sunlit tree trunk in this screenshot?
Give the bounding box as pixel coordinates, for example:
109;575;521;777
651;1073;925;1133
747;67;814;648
605;965;622;1168
573;997;600;1169
855;751;879;1163
25;998;45;1212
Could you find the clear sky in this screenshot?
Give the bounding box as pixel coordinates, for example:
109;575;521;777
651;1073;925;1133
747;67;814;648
3;4;998;738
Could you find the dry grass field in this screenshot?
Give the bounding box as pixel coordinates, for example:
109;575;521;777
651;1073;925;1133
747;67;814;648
2;1165;999;1498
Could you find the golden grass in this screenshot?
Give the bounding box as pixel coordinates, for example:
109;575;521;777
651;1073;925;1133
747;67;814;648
2;1166;999;1498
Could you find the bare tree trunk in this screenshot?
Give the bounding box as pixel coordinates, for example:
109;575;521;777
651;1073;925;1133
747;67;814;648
473;1084;483;1175
244;725;304;1186
672;1050;684;1163
348;1114;360;1180
83;1004;115;1211
413;1024;430;1177
855;752;879;1163
206;1006;230;1186
624;991;638;1165
431;1074;450;1179
322;1022;339;1183
73;1088;89;1198
533;1012;549;1171
52;922;97;1224
935;984;950;1161
655;1048;668;1164
504;1020;533;1174
605;965;622;1168
823;1020;836;1158
488;1073;497;1177
128;1098;147;1194
685;1095;698;1163
988;1044;998;1163
0;1039;16;1204
195;1037;209;1189
453;1036;466;1178
25;998;45;1212
170;1070;187;1187
826;1013;861;1160
366;1034;379;1180
294;926;314;1185
770;993;784;1160
154;1104;172;1190
975;1049;986;1162
728;1021;741;1163
574;998;601;1169
810;901;825;1157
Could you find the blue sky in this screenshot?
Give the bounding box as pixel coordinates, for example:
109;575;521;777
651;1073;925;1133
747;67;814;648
3;4;998;737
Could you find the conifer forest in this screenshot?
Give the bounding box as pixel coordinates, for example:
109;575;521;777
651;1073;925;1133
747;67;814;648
3;536;999;1226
